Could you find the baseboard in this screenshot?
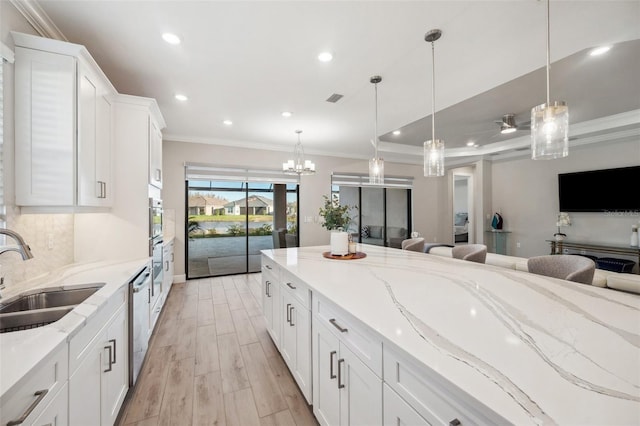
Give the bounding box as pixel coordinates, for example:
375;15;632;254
173;274;186;283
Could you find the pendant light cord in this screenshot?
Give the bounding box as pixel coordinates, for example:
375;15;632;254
546;0;550;105
374;81;379;159
431;40;436;144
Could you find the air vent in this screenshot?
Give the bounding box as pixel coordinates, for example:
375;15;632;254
326;93;344;103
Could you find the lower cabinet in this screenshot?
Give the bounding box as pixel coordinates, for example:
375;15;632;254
69;302;128;425
312;317;382;426
262;269;281;348
383;383;430;426
280;290;311;403
163;241;174;294
31;382;69;426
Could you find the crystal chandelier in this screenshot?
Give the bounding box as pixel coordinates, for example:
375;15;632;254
283;130;315;175
369;76;384;185
531;0;569;160
424;29;444;177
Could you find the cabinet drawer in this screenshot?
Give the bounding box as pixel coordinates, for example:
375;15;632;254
383;345;505;426
0;343;68;426
261;256;279;277
314;295;382;377
383;383;429;426
281;269;311;310
69;285;127;373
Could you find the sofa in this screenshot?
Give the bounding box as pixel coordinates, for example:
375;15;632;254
425;246;640;295
361;225;407;248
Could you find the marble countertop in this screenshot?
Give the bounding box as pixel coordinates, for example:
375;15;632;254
0;258;150;397
264;245;640;425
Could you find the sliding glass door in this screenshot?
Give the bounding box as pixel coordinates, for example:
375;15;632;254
186;180;298;278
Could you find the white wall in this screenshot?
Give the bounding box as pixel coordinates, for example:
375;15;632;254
491;139;640;258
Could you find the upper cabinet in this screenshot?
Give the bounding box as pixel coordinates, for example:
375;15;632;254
149;116;163;189
12;32;116;208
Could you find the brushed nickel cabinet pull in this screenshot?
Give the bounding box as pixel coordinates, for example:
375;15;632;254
265;264;272;270
104;344;113;372
449;419;461;426
329;318;348;333
337;358;345;389
289;305;295;326
329;351;337;379
7;389;48;426
286;303;291;323
265;281;271;297
286;282;296;290
110;339;117;364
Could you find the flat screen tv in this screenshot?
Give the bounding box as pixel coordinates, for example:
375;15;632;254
558;166;640;212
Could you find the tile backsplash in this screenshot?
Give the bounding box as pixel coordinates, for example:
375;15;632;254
1;212;74;287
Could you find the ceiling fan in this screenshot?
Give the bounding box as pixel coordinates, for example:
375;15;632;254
494;113;530;134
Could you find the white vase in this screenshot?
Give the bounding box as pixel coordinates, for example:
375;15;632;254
330;231;349;255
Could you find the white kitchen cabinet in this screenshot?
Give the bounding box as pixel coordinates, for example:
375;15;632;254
69;302;128;426
163;241;174;294
313;317;382;426
280;290;312;403
262;268;281;348
12;31;116;209
30;382;69;426
383;383;430;426
149;117;163;189
0;344;68;426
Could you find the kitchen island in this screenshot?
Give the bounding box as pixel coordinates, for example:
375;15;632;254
262;245;640;425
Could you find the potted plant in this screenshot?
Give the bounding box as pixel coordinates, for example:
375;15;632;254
319;194;356;255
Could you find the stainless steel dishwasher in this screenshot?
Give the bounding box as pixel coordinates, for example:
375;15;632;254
128;264;151;387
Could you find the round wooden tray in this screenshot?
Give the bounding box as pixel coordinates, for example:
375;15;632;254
322;251;366;260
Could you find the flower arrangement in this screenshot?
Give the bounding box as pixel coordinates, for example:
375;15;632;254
318;194;356;231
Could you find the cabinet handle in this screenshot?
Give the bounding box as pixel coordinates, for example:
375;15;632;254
171;252;174;262
286;282;296;290
329;351;337;379
286;303;291;323
109;339;117;364
102;181;107;199
155;169;162;182
265;264;272;270
289;305;295;326
329;318;348;333
165;260;169;271
337;358;345;389
449;419;461;426
266;280;271;297
7;389;49;426
104;344;113;372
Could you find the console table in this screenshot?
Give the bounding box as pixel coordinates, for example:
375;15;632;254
546;239;640;274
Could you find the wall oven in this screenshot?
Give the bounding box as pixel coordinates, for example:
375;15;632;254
149;198;163;326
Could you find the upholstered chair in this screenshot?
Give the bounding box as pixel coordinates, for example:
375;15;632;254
272;228;287;249
527;255;596;285
401;238;425;252
452;244;487;264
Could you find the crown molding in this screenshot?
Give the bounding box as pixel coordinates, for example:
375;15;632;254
10;0;67;41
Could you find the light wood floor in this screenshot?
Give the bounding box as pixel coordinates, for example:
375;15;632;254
117;273;318;426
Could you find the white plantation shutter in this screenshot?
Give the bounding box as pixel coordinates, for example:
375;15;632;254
185;163;300;185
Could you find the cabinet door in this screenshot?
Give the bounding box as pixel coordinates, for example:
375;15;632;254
313;319;341;426
292;299;312;404
383;383;431;426
280;291;296;370
149;117;163;188
14;47;76;206
102;304;128;426
339;343;382;426
263;273;281;348
30;383;69;426
77;61;112;207
69;332;104;426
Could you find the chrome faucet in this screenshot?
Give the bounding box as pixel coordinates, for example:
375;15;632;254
0;228;34;260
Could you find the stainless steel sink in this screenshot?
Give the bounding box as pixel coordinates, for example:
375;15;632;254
0;307;75;333
0;284;104;333
0;285;103;313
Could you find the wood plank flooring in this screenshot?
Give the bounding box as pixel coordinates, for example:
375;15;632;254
118;273;318;426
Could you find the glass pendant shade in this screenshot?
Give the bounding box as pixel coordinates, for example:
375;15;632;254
424;139;444;177
369;157;384;185
531;101;568;159
283;130;315;175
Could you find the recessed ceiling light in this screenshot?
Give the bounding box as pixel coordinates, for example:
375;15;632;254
589;46;611;56
175;94;188;101
466;141;475;147
392;130;401;136
318;52;333;62
162;33;181;45
223;120;233;126
281;111;292;118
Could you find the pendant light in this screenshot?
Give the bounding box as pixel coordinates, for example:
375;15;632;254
531;0;568;160
283;130;316;175
424;29;444;177
369;75;384;185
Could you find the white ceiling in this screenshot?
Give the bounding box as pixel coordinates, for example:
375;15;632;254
32;0;640;163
